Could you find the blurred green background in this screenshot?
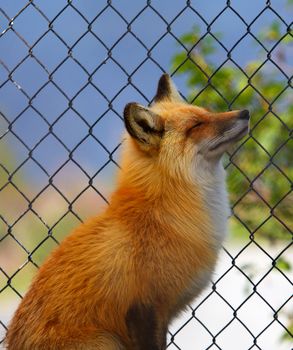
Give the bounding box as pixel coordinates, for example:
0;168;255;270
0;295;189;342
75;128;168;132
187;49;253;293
0;0;292;347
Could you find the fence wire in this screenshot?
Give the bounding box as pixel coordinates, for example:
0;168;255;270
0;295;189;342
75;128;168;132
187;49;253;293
0;1;292;349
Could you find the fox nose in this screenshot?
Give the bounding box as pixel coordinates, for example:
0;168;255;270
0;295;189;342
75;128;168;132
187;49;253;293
238;109;250;120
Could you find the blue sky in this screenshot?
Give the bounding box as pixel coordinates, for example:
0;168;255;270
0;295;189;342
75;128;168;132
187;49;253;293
0;0;291;194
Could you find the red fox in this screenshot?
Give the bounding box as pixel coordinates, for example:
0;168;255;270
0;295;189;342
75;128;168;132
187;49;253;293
6;74;250;350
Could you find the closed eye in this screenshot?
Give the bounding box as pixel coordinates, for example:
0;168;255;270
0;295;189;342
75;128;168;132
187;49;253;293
186;121;203;137
190;121;203;129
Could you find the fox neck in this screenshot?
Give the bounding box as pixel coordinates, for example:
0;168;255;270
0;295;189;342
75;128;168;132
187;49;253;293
112;149;229;245
193;155;230;244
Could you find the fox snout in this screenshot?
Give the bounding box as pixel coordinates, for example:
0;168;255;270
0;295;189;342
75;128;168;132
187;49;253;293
203;109;250;156
234;109;250;132
233;109;250;134
238;109;250;120
220;109;250;122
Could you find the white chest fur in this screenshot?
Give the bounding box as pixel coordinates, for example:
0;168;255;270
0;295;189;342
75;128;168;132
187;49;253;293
194;157;230;244
179;158;230;305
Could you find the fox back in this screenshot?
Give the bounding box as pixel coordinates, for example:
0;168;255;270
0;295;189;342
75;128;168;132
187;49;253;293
6;74;250;350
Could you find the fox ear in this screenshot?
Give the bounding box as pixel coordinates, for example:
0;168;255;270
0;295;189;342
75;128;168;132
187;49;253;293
124;103;164;146
153;73;182;103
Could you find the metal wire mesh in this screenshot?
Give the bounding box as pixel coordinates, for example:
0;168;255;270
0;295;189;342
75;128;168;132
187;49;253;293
0;1;292;349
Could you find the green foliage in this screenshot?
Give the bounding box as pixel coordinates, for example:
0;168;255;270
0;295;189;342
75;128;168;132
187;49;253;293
281;321;293;341
171;23;292;243
276;257;292;271
171;12;293;344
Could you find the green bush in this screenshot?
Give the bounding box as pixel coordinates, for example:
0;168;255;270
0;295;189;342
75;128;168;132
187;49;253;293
171;21;292;243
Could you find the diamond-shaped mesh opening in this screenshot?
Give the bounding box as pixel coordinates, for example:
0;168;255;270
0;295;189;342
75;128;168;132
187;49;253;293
52;58;88;97
33;31;69;71
250;9;289;51
10;159;48;200
12;211;49;251
112;33;147;73
72;32;108;72
52;160;89;201
11;4;48;45
232;34;268;66
29;235;59;266
0;1;292;349
131;8;168;47
12;107;49;148
12;57;48;96
52;5;88;47
50;211;81;243
71;186;108;221
0;81;28;121
216;319;253;350
9;261;38;295
32;185;69;225
0;30;28;70
210;8;248;48
0;184;28;224
91;160;119;201
0;234;28;276
53;109;89;149
71;136;110;177
194;292;234;335
91;6;127;47
32;134;68;174
92;111;124;151
169;316;212;349
91;60;127;98
72;84;109;124
32;82;69;122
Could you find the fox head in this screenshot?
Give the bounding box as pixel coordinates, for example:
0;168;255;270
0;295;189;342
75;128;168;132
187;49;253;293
123;74;250;184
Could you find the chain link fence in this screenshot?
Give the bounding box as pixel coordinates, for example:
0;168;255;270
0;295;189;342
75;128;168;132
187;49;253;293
0;1;292;349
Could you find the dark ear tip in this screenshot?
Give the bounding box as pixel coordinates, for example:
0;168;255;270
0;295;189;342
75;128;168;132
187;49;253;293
159;73;171;82
124;103;132;117
154;74;173;103
124;102;137;118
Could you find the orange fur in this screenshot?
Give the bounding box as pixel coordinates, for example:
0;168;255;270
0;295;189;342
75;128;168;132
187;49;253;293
6;75;249;350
